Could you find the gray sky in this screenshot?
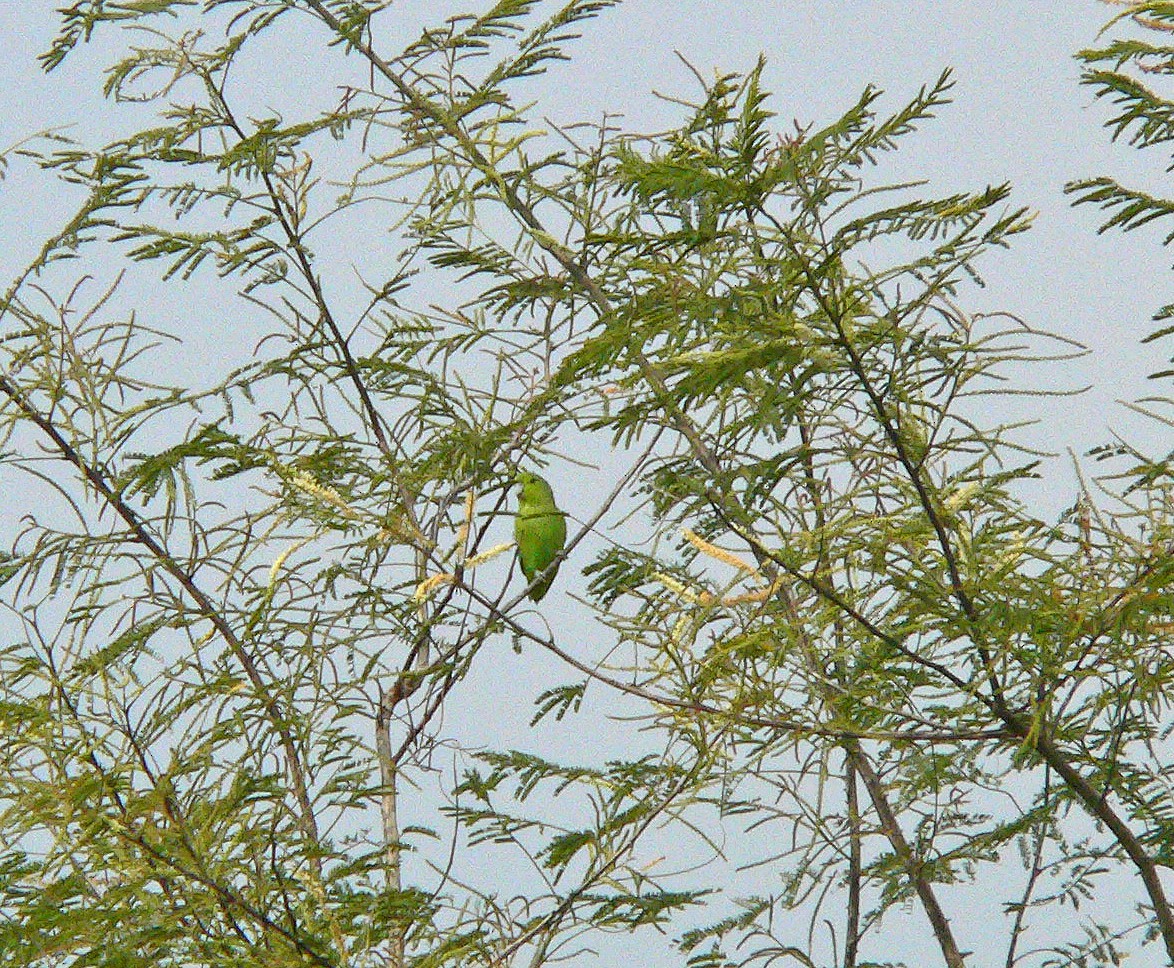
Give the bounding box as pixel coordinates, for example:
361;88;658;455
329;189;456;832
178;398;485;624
3;2;1168;458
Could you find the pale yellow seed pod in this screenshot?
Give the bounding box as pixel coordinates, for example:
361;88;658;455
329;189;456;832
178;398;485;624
291;473;360;519
681;528;759;576
454;489;477;550
944;482;982;511
268;535;315;588
652;571;716;606
464;541;515;569
722;580;780;605
413;573;455;602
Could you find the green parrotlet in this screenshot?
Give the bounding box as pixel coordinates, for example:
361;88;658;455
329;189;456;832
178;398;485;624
514;470;567;601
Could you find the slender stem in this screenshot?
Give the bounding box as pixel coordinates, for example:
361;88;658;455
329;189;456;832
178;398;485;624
844;751;861;968
847;741;967;968
1029;722;1174;957
375;695;405;968
1004;768;1050;968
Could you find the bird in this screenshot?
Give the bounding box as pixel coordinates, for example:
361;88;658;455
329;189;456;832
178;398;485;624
513;470;567;601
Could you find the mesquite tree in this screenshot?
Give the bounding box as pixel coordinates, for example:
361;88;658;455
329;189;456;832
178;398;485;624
0;3;1170;967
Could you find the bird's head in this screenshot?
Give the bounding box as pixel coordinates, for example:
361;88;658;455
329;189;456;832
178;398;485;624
514;470;554;503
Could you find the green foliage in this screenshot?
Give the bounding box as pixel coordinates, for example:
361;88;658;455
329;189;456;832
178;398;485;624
0;2;1171;968
1066;0;1174;377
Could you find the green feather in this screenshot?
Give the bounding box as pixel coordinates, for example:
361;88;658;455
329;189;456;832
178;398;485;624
514;471;567;601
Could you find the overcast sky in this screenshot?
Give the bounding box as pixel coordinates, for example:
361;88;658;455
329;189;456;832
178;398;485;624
3;1;1168;462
